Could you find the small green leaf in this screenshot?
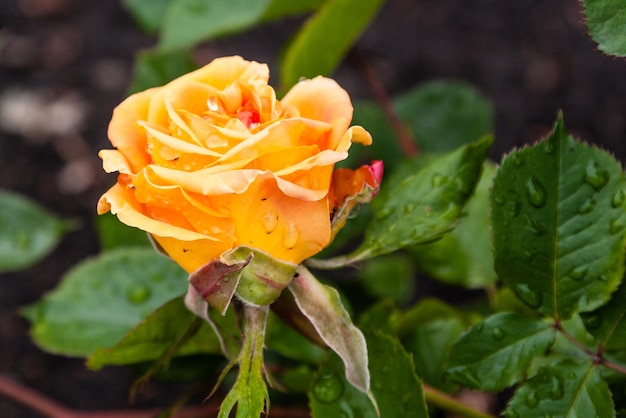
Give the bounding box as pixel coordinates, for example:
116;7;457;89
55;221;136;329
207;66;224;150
280;0;384;90
505;359;615;418
491;115;626;319
22;248;187;356
411;162;497;288
122;0;172;33
309;331;429;418
445;313;556;391
583;0;626;57
0;190;68;273
395;81;493;154
352;135;493;263
262;0;325;21
159;0;271;51
400;299;468;392
581;280;626;350
87;297;223;370
97;212;151;250
359;254;416;306
127;48;197;94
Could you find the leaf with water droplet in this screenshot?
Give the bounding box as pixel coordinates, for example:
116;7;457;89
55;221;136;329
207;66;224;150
343;136;492;263
491;114;626;319
505;359;614;418
580;281;626;350
0;190;70;272
21;248;187;356
445;313;555;391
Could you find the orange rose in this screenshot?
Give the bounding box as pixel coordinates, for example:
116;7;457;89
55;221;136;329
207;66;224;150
97;56;375;273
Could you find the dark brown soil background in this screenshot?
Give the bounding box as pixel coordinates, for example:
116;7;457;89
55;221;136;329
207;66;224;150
1;0;626;416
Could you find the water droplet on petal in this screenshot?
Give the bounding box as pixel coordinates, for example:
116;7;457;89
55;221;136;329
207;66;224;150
126;285;151;305
207;96;219;111
612;190;625;208
492;327;505;341
526;176;547;208
569;266;588;281
312;373;344;403
583;161;610;191
260;212;278;234
282;221;299;249
206;134;228;148
525;391;539;408
159;146;181;161
512;284;542;308
578;198;596;215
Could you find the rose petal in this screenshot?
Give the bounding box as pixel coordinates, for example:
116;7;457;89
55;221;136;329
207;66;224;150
99;149;132;174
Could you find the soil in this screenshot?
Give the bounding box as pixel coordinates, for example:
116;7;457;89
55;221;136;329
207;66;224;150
1;0;625;416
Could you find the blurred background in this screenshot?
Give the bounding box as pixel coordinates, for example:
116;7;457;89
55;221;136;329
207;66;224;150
1;0;626;416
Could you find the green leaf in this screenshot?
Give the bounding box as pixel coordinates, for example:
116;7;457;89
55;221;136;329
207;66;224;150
127;48;197;94
159;0;271;51
583;0;626;57
309;331;429;418
87;297;223;370
280;0;384;90
96;212;151;250
581;280;626;350
491;115;626;319
0;190;68;273
359;254;416;306
262;0;325;21
411;162;497;288
445;313;556;392
122;0;172;33
358;299;401;336
350;135;493;263
22;248;187;356
395;81;493;154
399;299;468;392
505;359;615;418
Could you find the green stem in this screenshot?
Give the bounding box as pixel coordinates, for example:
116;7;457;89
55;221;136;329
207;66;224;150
423;384;496;418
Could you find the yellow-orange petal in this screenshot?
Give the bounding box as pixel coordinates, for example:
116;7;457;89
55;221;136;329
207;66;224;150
108;89;155;173
281;77;353;150
151;235;230;273
99;149;132;174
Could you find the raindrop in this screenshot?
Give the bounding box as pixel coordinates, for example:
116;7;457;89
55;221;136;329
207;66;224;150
126;285;151;305
504;192;521;219
492;327;505;341
544;139;556;155
403;203;416;214
612;190;625;208
512;153;525;168
525;214;546;236
525;391;539;408
312;373;344;403
526;176;547;208
207;96;219;111
512;284;542;309
431;173;448;187
581;312;603;330
549;374;565;400
583;161;609;191
568;266;588;281
282;221;300;249
493;195;506;206
261;212;278;234
578;198;596;215
206;134;228;148
159;146;181;161
376;207;393;221
610;217;626;235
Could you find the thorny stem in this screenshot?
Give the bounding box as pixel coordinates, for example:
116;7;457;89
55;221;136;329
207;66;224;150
351;49;419;157
0;374;309;418
423;384;496;418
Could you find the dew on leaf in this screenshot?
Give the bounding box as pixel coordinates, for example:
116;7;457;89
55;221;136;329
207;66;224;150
525;214;546;236
609;217;626;235
512;284;542;309
578;198;597;215
526;176;547;208
512;153;525;168
583;161;610;191
581;312;603;330
312;373;344;403
126;284;151;305
612;189;625;208
493;195;506;206
431;173;448;187
568;266;588;281
525;391;539;408
375;207;393;221
492;327;505;341
549;374;565;400
403;203;416;214
544;139;556;155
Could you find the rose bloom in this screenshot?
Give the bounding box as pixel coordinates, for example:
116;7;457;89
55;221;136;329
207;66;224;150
98;56;375;273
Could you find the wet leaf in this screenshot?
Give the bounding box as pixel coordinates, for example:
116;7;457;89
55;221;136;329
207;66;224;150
581;280;626;350
22;248;187;356
583;0;626;57
96;212;150;250
122;0;172;33
0;190;68;273
359;254;415;306
445;313;556;391
491;115;626;319
128;48;197;94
